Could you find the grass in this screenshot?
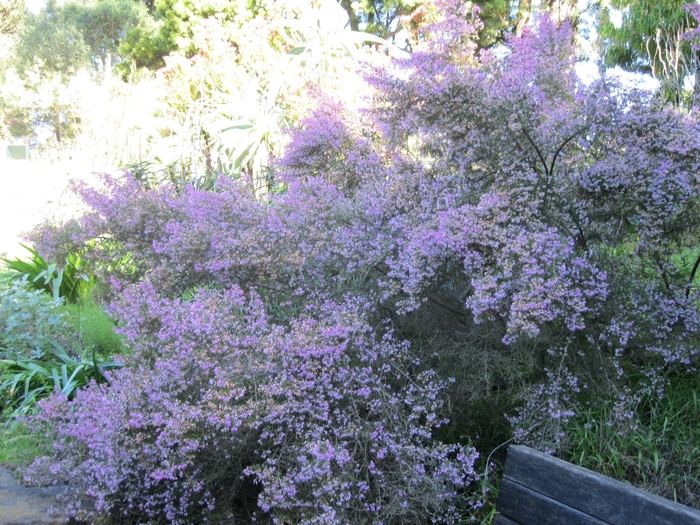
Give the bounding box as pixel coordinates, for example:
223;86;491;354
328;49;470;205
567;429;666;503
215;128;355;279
564;372;700;508
0;423;52;469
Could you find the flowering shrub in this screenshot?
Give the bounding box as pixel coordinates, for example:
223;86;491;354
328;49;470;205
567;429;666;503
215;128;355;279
24;5;700;522
26;288;478;524
282;13;700;449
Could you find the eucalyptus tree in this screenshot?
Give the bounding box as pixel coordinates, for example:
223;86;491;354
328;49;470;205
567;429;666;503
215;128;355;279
597;0;700;109
17;0;147;78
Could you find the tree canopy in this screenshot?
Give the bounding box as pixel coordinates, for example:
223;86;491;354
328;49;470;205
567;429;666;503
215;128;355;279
16;0;147;78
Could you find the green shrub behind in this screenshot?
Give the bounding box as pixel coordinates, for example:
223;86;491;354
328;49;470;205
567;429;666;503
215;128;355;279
62;297;126;357
0;276;124;424
1;244;94;304
0;276;65;361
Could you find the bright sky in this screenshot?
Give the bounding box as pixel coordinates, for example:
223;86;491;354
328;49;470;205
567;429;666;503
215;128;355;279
25;0;44;14
576;61;661;92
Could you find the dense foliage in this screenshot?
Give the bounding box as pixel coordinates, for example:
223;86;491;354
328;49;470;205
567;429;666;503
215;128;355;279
13;4;700;525
26;288;478;524
0;277;65;361
2;243;94;303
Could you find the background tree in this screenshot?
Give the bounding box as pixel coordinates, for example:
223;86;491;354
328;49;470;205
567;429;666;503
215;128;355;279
339;0;421;36
597;0;700;109
13;0;147;145
16;0;89;81
502;0;578;40
118;0;264;73
0;0;23;36
17;0;147;78
65;0;147;76
0;0;25;139
423;0;578;49
12;0;85;144
337;0;513;50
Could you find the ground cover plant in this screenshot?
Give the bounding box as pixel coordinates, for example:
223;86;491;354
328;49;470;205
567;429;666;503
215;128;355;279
17;3;700;525
0;258;124;426
0;422;52;469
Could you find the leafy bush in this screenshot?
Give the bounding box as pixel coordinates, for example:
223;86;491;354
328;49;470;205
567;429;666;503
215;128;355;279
62;296;126;357
0;275;123;424
0;276;65;361
1;341;122;422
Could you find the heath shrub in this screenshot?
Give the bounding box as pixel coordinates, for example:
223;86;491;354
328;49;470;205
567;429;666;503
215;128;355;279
26;287;478;524
25;5;700;521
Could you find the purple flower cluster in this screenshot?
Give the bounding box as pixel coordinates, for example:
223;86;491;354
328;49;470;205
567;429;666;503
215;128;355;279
26;289;478;524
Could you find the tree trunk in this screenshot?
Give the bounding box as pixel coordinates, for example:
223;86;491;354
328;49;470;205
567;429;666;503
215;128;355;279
546;0;577;26
53;100;62;146
339;0;359;32
515;0;532;36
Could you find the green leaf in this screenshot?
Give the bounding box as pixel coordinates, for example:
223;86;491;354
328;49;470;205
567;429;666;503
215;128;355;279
287;46;308;56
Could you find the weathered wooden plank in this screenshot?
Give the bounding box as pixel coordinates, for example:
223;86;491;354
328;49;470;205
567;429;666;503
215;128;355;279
497;478;609;525
493;513;521;525
502;445;700;525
